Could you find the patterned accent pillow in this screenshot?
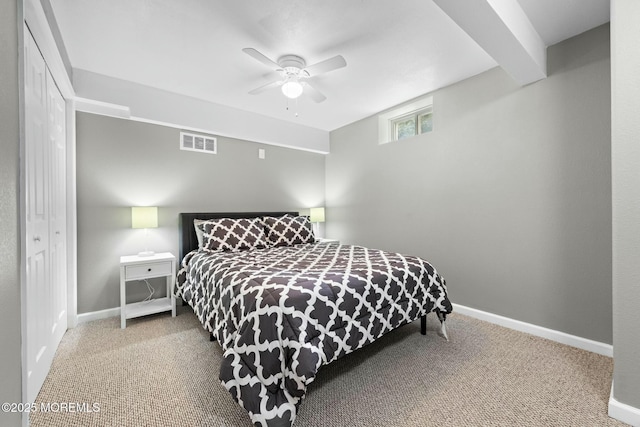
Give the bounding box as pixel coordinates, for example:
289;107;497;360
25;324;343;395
199;217;267;252
263;215;315;247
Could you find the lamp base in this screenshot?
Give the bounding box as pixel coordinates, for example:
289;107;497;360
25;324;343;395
137;250;155;257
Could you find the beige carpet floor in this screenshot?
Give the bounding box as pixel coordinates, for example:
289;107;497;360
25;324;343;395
30;306;627;427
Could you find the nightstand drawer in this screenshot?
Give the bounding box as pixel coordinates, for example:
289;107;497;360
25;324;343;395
125;261;172;280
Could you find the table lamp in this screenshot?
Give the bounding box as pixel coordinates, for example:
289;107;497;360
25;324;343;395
131;206;158;257
309;207;325;238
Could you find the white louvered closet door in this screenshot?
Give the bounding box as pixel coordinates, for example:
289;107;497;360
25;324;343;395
24;26;67;404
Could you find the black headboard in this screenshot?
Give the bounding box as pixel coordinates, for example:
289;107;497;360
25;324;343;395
178;211;298;261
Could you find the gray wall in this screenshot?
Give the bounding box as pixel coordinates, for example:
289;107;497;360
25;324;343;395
76;112;326;313
327;24;612;344
0;0;23;425
611;0;640;410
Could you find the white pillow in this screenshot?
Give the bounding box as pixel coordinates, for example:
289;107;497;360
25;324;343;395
194;219;207;249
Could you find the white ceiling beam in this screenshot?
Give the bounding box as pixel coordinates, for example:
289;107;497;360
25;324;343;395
433;0;547;86
72;70;330;154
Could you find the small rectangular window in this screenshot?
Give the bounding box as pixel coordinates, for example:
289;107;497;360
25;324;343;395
377;96;433;144
418;112;433;134
389;106;433;142
393;115;417;140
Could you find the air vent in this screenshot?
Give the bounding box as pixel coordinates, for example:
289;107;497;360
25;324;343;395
180;132;217;154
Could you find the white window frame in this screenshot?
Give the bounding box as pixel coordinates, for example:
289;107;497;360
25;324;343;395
378;96;433;144
391;112;417;141
390;106;433;141
417;109;433;135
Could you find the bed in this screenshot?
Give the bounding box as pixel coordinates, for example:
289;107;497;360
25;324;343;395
175;211;452;427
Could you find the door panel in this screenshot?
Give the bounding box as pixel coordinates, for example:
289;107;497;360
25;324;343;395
23;27;67;404
47;70;67;348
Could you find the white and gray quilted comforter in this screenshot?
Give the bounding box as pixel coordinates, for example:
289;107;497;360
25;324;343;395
175;242;452;426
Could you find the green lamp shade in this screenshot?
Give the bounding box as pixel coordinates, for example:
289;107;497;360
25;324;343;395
309;207;325;223
131;207;158;229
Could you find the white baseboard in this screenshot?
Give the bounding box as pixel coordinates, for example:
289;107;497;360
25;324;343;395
609;381;640;426
452;303;613;357
77;307;120;324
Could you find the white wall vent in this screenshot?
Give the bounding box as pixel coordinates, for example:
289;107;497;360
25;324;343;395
180;132;217;154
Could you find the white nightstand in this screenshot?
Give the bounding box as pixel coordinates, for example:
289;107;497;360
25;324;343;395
120;252;176;329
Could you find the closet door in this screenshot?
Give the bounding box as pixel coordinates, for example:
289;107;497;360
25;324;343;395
47;69;67;349
24;27;51;404
23;27;67;404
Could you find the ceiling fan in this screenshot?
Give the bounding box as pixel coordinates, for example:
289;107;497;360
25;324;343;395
243;48;347;103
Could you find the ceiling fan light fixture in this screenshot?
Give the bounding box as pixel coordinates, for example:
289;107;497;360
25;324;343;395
244;48;345;103
281;80;303;99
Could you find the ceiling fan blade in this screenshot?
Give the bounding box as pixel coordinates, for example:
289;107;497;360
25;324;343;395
303;82;327;103
303;55;347;77
248;80;282;95
242;48;281;70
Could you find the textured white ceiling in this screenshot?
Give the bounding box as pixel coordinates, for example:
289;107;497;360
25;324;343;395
50;0;609;132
